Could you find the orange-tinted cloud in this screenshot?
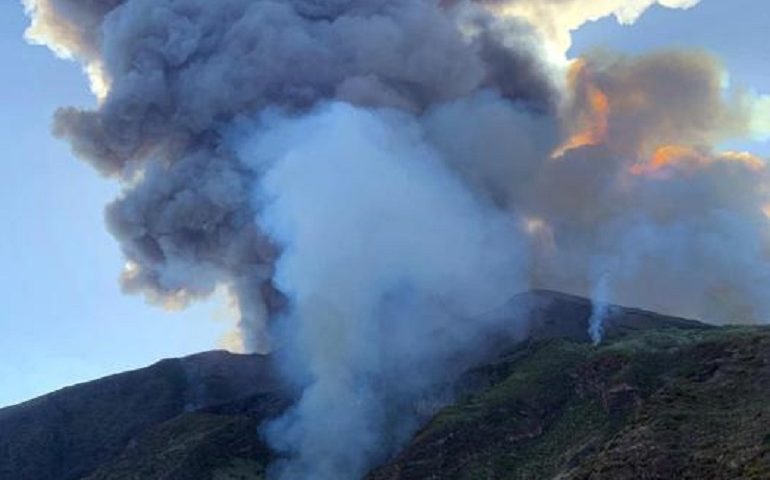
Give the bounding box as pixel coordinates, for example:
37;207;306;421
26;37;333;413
551;59;610;158
630;145;764;176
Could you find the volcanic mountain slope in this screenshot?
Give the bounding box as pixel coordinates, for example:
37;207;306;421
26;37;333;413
2;291;769;480
369;326;770;480
0;350;284;480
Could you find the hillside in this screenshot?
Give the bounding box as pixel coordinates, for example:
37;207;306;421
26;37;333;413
369;327;770;479
2;291;768;479
0;351;282;480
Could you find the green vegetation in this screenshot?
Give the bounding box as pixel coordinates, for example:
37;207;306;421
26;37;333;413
0;359;189;480
3;296;769;480
77;326;770;480
371;327;770;479
86;413;269;480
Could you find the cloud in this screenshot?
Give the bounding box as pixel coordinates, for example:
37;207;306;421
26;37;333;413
480;0;702;61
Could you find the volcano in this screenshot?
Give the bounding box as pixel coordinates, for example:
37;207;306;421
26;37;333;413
2;291;768;480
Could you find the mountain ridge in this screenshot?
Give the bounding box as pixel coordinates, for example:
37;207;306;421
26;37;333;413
3;290;767;480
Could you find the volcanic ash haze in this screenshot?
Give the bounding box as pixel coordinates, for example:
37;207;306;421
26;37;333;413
23;0;770;478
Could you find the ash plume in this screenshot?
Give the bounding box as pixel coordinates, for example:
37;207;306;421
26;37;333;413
24;0;554;352
24;0;770;477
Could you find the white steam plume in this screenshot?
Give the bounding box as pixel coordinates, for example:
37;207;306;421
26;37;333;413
233;102;528;478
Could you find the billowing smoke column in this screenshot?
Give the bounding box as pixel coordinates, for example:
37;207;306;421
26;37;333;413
24;0;770;477
539;51;770;328
23;0;557;353
234;102;531;477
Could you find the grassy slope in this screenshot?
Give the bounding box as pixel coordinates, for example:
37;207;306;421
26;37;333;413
0;351;277;480
6;319;768;479
370;327;770;480
0;359;189;480
82;392;290;480
84;413;267;480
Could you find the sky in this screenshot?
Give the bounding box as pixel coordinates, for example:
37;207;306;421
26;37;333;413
569;0;770;156
0;4;236;407
0;0;767;408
